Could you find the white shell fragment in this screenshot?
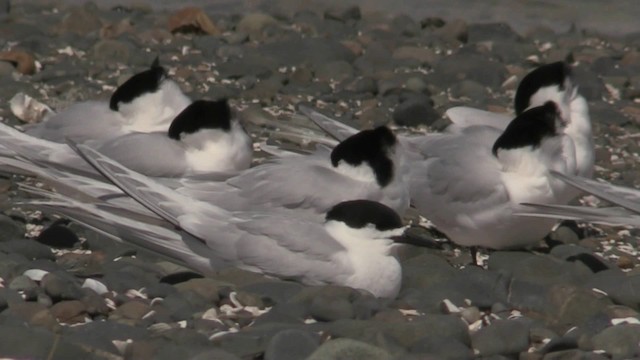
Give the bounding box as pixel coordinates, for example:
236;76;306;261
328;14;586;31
82;278;109;295
9;92;54;123
23;269;50;282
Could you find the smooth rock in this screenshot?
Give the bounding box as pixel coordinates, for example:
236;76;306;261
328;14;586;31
471;319;531;356
264;328;320;360
307;338;391;360
590;324;640;360
174;278;221;303
236;13;278;42
0;239;55;261
392;94;440;127
50;300;87;323
310;294;355;322
41;271;85;301
0;324;90;359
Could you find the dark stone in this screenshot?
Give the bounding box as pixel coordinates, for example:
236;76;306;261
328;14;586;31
41;271;85;301
160;271;204;285
467;22;522;42
392;94;441;127
264;328;320;360
0;239;55;261
0;214;25;242
35;222;80;249
471;319;531;356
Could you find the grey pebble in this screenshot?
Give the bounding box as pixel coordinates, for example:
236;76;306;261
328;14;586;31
307;338;391;360
409;336;474;360
585;271;640;309
62;320;151;356
0;214;26;242
392;94;440;127
590;324;640;360
314;60;354;82
41;271;84;301
0;239;55;261
431;52;506;88
310;294;355;322
542;349;609;360
264;328;320;360
240;280;304;305
471;319;531;356
0;323;93;359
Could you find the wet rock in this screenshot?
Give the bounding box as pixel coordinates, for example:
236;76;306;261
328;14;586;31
433;19;468;44
392;46;438;66
432;52;506;88
63;320;150;356
112;300;152;322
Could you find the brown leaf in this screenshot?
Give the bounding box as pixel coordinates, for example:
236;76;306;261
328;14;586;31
0;50;36;75
168;7;221;35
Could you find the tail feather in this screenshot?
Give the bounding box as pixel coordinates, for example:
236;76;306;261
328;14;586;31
551;171;640;214
517;203;640;227
298;105;358;142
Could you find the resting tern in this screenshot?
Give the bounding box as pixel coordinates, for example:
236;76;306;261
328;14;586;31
24;58;191;143
168;125;410;218
0;99;253;177
404;101;577;249
301;62;593;182
447;61;593;178
25;145;409;298
517;171;640;227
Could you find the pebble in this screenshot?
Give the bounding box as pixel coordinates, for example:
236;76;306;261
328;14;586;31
307;338;391;360
471;319;532;356
264;328;320;360
35;222;81;248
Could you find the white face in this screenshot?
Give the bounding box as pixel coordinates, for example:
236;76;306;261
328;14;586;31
528;78;575;126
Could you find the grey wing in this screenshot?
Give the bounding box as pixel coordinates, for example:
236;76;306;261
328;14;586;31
516;203;640;227
445;106;512;133
95;133;189;177
232;216;350;284
25;101;126;143
299;105;359;142
209;156;385;213
409;128;510;220
0;121;95;174
551;171;640;214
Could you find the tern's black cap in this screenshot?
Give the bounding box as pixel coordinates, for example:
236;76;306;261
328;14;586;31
326;199;403;231
330;126;397;187
514;61;572;115
109;57;167;111
492;101;560;155
168;99;232;140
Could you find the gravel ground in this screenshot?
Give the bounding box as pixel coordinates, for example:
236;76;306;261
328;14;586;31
1;1;640;359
